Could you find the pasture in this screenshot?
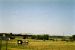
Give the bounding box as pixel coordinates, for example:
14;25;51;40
0;37;75;50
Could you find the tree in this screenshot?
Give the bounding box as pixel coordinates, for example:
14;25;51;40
43;34;49;40
36;35;43;40
31;35;36;39
72;35;75;40
9;33;15;39
69;35;75;41
31;34;49;40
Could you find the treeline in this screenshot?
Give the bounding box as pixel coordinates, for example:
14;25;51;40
31;35;75;41
0;33;75;41
0;33;15;39
31;34;49;40
69;35;75;41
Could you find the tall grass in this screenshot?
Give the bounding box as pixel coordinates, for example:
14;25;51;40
1;39;75;50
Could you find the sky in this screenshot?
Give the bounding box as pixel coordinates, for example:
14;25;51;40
0;0;75;35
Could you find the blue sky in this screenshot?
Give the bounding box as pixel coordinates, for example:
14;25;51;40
0;0;75;35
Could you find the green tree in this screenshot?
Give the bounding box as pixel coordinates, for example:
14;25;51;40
31;35;36;39
43;34;49;40
72;35;75;40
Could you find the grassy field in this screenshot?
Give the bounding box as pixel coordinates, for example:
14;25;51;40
0;37;75;50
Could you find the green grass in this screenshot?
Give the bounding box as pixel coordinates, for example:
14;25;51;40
1;37;75;50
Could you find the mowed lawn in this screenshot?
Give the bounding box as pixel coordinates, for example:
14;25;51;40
1;37;75;50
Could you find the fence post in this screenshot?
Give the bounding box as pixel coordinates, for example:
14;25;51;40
6;37;8;50
0;37;2;50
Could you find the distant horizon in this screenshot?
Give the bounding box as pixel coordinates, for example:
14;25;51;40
0;32;74;36
0;0;75;36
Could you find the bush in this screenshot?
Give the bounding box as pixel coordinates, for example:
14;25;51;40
10;36;15;39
